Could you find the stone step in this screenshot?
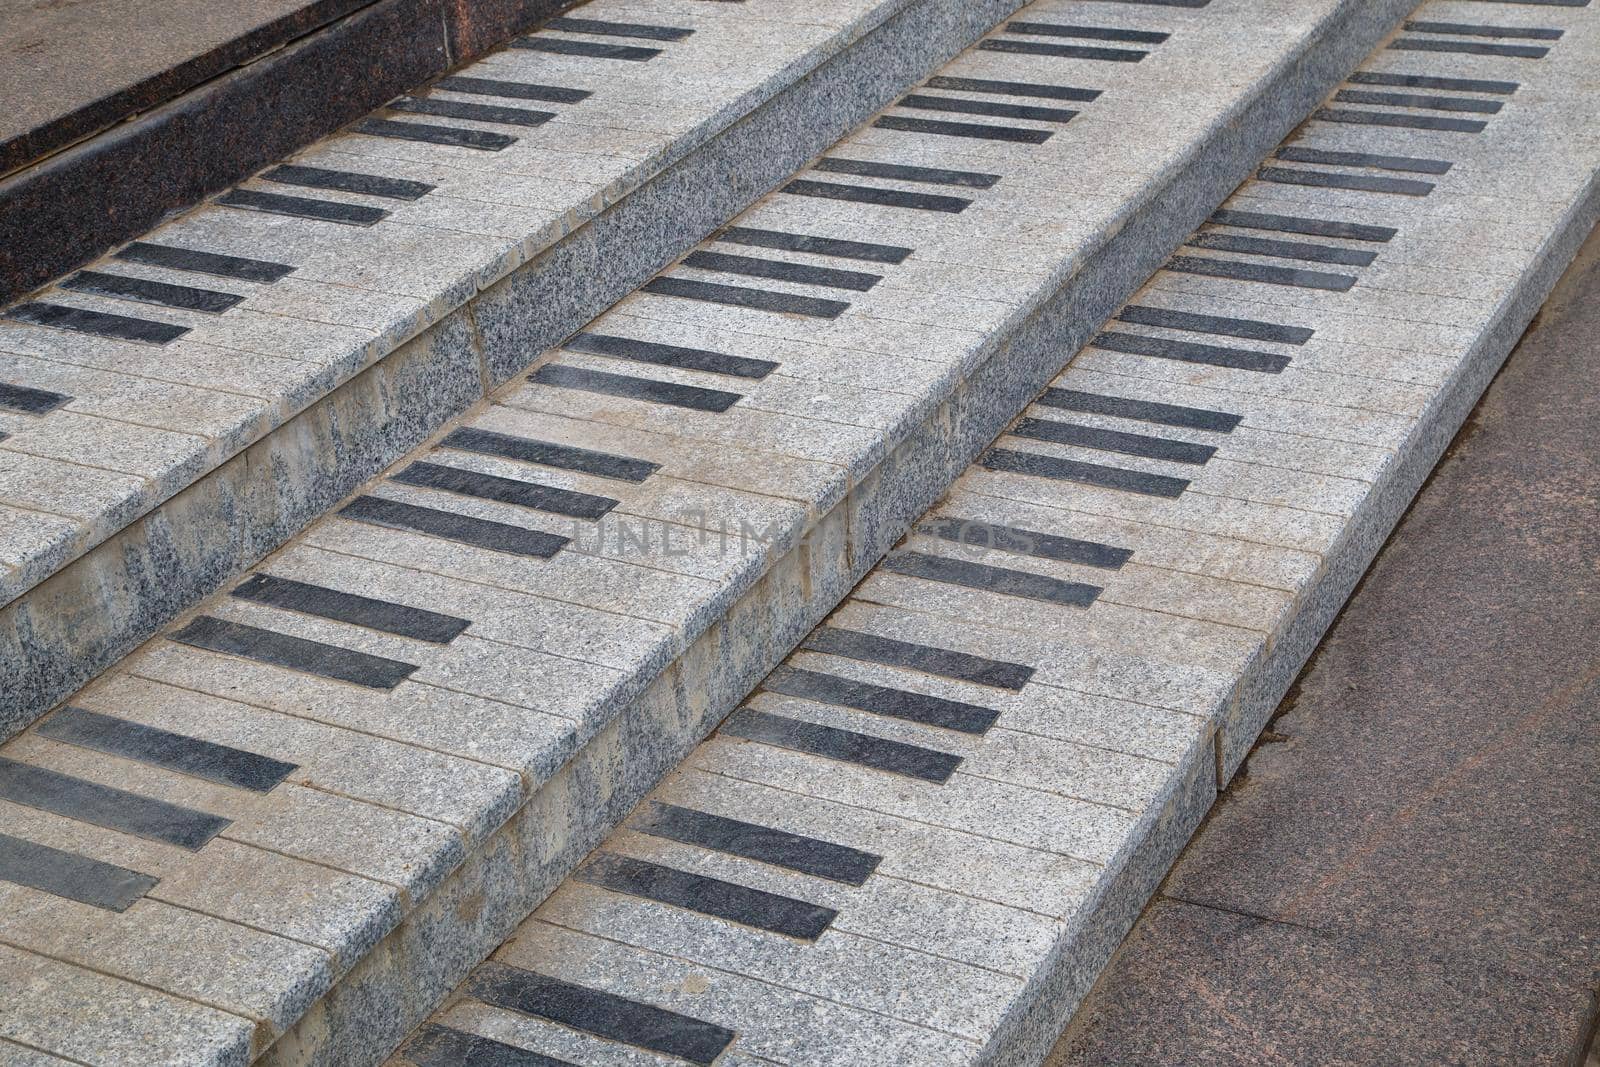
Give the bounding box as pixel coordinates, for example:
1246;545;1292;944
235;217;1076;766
0;0;1031;743
0;0;1424;1063
376;2;1600;1065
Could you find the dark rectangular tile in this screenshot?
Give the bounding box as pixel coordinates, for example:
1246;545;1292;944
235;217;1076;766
219;188;389;225
171;614;419;690
512;37;662;61
1347;71;1518;94
1275;146;1453;175
1334;88;1502;114
440;427;659;483
1165;255;1358;292
802;625;1035;690
566;331;777;378
723;708;962;783
715;226;913;265
1;302;188;344
925;75;1101;102
400;1023;574;1067
0;380;73;415
465;964;733;1066
1389;38;1549;59
391;96;555;128
545;16;693;41
980;446;1191;498
763;664;999;734
61;270;242;314
1003;20;1170;43
634;802;883;886
339;494;569;559
40;706;297;793
1012;415;1216;464
1038;386;1243;433
391;460;619;520
873;114;1053;144
1117;304;1313;345
682;250;881;292
576;852;838;940
812;156;997;190
1404;19;1562;39
231;572;470;643
897;93;1079;123
113;242;295;283
531;362;744;413
1257;166;1434;198
921;517;1133;570
980;38;1148;62
263;163;435;200
0;756;229;850
883;550;1104;608
641;276;849;320
1209;208;1396;243
1188;231;1378;266
784;176;972;213
1092;329;1291;373
435;76;590;104
352;118;517;151
0;832;159;912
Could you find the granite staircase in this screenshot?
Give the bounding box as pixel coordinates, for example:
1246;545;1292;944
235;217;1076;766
2;0;1596;1064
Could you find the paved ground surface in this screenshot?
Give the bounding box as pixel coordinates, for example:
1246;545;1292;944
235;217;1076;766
1049;224;1600;1067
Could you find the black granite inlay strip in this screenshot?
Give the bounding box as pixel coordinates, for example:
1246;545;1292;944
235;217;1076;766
113;242;295;283
466;964;734;1065
1210;208;1396;243
2;302;188;344
1348;71;1519;94
441;427;659;483
512;37;662;61
1188;231;1378;267
0;833;159;912
1004;20;1170;43
1313;107;1487;133
391;460;619;520
1275;146;1453;175
716;226;913;265
263;163;435;200
61;270;242;314
642;276;849;320
219;188;389;225
635;802;883;886
897;93;1079;123
1389;38;1549;59
682;250;882;292
40;706;297;793
340;495;570;559
802;625;1035;690
577;852;837;940
1038;386;1243;433
1013;416;1216;465
1166;255;1358;292
873;114;1053;144
1092;329;1291;373
532;362;745;413
723;708;962;783
546;16;693;41
231;572;470;643
1118;304;1312;345
1404;19;1562;39
353;118;517;151
401;1023;573;1067
1258;167;1434;198
884;550;1104;608
920;518;1134;570
0;756;230;850
980;38;1147;62
813;157;998;189
392;96;555;128
0;380;73;415
925;75;1101;102
764;665;999;734
785;175;975;214
567;331;777;378
172;615;419;689
1334;88;1503;114
981;447;1190;498
435;76;590;104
